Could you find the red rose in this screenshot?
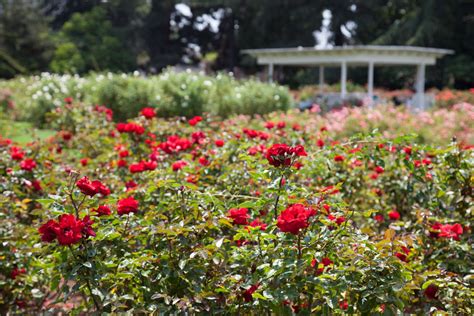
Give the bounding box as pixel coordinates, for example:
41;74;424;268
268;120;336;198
374;214;384;222
215;139;225;147
265;144;307;167
62;131;72;141
92;205;111;216
277;121;286;129
328;214;346;226
125;180;138;190
143;160;157;171
339;300;349;310
81;215;95;238
172;160;188;171
141;107;156;119
264;121;275;129
129;162;145;173
10;147;24;160
277;204;316;235
375;166;384;174
388;210;400;220
159;135;192;154
10;267;26;279
198;156;210;166
119;150;129;158
403;146;412;155
334;155;344;162
118;159;128;168
438;223;463;240
243;283;259;302
56;214;85;245
227;208;250;225
424;284;438;300
31;179;42;191
117;197;139;216
116;122;145;135
188;116;202;126
20;158;36;171
39;219;60;242
247;218;267;231
395;252;407;262
92;180;110;196
64;97;73;104
316;139;325;147
76;176;98;196
80;158;88;166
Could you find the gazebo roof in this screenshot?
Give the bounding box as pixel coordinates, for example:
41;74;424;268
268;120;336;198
242;45;454;66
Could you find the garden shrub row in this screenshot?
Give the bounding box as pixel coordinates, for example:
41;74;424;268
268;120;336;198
0;103;472;314
0;71;292;126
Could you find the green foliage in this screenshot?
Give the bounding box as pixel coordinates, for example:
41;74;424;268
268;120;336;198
0;72;293;126
50;43;85;74
50;7;135;74
0;0;53;78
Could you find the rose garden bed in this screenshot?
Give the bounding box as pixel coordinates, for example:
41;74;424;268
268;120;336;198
0;101;472;314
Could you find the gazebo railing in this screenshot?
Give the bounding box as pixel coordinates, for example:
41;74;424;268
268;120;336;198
302;92;436;111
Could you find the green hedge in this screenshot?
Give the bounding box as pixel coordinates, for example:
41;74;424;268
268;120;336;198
0;70;293;126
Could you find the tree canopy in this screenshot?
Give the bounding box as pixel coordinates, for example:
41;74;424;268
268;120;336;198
0;0;472;87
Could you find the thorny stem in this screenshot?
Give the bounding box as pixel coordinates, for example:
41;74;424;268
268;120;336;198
273;175;284;219
68;245;101;312
297;233;302;260
67;173;101;311
124;213;131;233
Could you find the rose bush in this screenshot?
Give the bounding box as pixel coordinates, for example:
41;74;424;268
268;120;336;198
0;100;472;314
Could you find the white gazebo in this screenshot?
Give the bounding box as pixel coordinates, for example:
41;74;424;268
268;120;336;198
242;45;453;108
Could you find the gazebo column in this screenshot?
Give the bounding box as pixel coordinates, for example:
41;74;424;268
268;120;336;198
319;65;325;93
415;63;426;109
367;61;374;107
340;61;347;98
267;63;274;83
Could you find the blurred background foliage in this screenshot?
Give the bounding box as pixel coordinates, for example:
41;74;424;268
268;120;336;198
0;0;473;88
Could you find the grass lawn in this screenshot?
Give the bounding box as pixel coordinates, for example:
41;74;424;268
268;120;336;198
1;120;56;145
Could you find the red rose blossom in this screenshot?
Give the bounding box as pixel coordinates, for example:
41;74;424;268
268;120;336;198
55;214;85;245
172;160;188;171
141;107;156;119
92;205;111;216
10;267;26;279
76;176;98;196
227;208;250;225
20;158;36;171
424;284;438;300
277;204;316;235
265;144;307;167
215;139;225;147
117;197;139;216
189;116;202;126
388;210;400;220
247;218;267;231
243;283;259;302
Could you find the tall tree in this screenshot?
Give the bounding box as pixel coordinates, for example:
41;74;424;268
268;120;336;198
0;0;53;78
50;6;134;73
